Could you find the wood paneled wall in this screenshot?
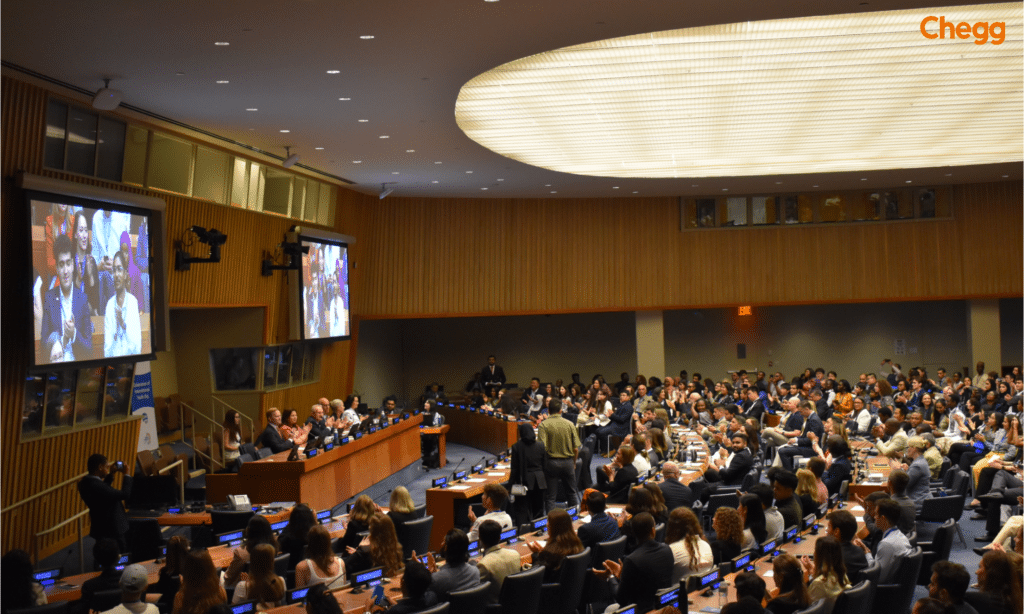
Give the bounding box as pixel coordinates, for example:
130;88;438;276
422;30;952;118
0;75;364;559
351;187;1021;318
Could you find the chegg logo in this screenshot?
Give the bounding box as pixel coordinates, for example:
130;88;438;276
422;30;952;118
920;16;1006;44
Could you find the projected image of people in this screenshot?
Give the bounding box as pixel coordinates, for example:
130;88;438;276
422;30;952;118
302;239;349;340
31;197;153;366
40;234;94;363
104;250;141;357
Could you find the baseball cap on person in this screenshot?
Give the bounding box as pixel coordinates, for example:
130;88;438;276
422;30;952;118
119;564;149;593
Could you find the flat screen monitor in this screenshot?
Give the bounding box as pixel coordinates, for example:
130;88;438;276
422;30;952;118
270;520;289;532
656;586;681;609
26;191;158;368
286;587;311;605
354;566;384;588
297;235;349;340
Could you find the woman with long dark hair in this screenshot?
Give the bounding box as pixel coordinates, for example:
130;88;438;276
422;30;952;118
231;543;285;608
973;550;1022;614
224;515;280;587
737;494;767;550
710;507;744;564
72;210;100;314
0;549;47;610
152;535;190;605
510;421;546;525
173;549;227;614
343;513;404;580
278;503;317;569
664;507;713;584
222;409;242;468
527;509;584;582
799;536;849;613
765;554;810;614
296;524;347;589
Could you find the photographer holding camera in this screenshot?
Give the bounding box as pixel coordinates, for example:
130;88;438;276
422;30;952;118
78;453;134;562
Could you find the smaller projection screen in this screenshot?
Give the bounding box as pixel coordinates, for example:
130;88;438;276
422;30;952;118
298;235;350;340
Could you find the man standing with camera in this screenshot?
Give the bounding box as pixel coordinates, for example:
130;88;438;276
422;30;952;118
78;453;133;561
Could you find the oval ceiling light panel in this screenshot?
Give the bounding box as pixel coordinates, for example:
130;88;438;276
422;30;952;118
455;3;1022;178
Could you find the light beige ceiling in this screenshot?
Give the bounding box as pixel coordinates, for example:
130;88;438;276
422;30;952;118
2;0;1021;199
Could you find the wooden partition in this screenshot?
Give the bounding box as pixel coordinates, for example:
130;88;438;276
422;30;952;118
0;75;363;558
350;187;1021;319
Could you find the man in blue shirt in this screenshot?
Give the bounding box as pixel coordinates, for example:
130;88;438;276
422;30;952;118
854;498;912;583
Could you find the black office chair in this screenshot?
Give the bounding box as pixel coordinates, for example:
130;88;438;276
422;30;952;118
740;468;760;491
654;522;666;543
210;509;255;535
274;552;290;586
417;603;451;614
127;517;166;562
916;518;955;585
832;580;874;614
449;581;492;614
856;559;880;587
705;493;739;531
871;547;922;614
793;599;829;614
591;534;627;569
413;503;427;518
918;495;965;546
257;448;274;459
537;547;590;614
489;564;545;614
402;514;434;559
89;589;123;612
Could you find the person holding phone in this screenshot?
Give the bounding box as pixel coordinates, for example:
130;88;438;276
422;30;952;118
77;453;133;560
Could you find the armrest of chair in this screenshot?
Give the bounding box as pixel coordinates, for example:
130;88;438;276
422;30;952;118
917;540;935;552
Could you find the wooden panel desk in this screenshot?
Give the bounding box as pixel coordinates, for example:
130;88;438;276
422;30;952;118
207;414;423;511
150;507;292;526
422;424;450;468
436;405;518;456
426;463;512;551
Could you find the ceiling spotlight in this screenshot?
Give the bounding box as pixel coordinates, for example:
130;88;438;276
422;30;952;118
326;70;340;74
215;41;230;46
360;35;375;39
92;78;122;111
283;146;300;168
379;183;395;200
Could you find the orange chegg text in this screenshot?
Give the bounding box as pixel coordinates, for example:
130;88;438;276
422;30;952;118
920;16;1006;45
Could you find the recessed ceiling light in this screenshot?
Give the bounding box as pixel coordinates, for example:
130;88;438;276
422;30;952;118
175;72;185;76
406;149;415;153
360;35;375;39
215;42;229;46
315;147;324;150
691;184;698;188
813;185;819;188
432;180;439;183
435;161;442;164
550;191;557;194
861;178;868;181
358;119;369;123
775;181;783;185
280;129;290;133
379;135;389;138
1002;174;1009;178
392;172;400;175
246;108;257;111
905;180;912;183
326;70;340;74
612;186;619;189
545;184;551;187
722;188;728;191
216;80;229;84
482;187;489;190
633;191;639;194
352;160;362;163
497;178;504;181
485;0;499;2
339;98;351;101
944;173;953;176
466;171;473;174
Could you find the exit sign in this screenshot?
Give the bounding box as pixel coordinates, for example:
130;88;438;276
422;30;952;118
738;306;752;316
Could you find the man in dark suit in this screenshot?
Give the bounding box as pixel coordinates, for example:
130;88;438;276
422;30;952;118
597;391;634;454
658;462;695;511
778;400;824;471
78;453;133;559
258;408;293;453
481;355;506;396
601;512;674;614
40;234;94;363
704;433;754;485
596;445;640;503
811;388;831;422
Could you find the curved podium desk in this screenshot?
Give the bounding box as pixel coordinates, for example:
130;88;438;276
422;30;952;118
206;413;423;511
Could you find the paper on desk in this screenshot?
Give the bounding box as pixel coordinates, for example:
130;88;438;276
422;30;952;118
487;472;505;476
447;485;471;491
463;478;486;483
494;464;510;469
607;506;624;514
850;506;864;512
534;540;547;548
580;514;591;523
763;570;774;577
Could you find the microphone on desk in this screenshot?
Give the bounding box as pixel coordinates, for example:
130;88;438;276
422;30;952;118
474;456;487;474
450;457;467;482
